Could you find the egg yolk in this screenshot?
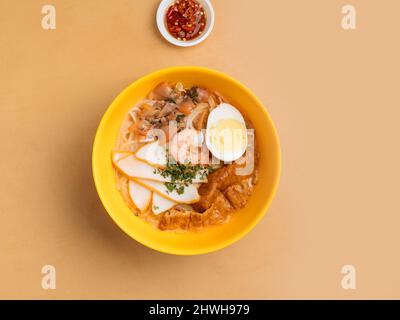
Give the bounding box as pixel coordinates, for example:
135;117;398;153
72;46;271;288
209;119;247;154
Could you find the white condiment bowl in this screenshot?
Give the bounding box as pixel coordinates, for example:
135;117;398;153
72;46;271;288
156;0;215;47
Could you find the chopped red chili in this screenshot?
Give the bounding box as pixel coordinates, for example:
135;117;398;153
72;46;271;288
165;0;207;41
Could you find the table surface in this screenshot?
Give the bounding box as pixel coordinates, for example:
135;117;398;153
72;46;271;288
1;0;400;299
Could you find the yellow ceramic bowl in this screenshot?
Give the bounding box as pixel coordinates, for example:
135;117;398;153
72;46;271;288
92;66;281;255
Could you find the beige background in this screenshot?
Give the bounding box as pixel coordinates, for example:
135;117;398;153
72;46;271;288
1;0;400;299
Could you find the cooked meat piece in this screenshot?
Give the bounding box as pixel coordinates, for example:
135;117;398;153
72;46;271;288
189;212;205;229
192;182;219;212
212;192;233;213
193;109;209;130
159;102;177;117
149;82;173;100
156;191;235;231
207;95;217;108
178;99;195;115
205;210;231;227
196;87;209;103
129;119;153;136
207;164;251;190
189;192;232;228
192;163;255;213
158;210;191;231
202;193;232;226
207;165;235;188
224;181;253;209
138;103;158;117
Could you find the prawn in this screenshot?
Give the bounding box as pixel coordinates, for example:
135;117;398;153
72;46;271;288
169;128;204;164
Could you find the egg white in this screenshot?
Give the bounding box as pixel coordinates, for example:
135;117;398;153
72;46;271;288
206;103;248;162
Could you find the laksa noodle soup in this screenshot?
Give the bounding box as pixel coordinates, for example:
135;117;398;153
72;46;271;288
113;82;258;231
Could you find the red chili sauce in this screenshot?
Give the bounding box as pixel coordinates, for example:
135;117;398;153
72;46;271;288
166;0;207;41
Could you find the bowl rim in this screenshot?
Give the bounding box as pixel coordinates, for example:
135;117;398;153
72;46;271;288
92;66;281;255
156;0;215;47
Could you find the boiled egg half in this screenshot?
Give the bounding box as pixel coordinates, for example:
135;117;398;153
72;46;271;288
206;103;248;162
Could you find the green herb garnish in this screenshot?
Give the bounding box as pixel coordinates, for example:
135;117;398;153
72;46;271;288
156;161;214;195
